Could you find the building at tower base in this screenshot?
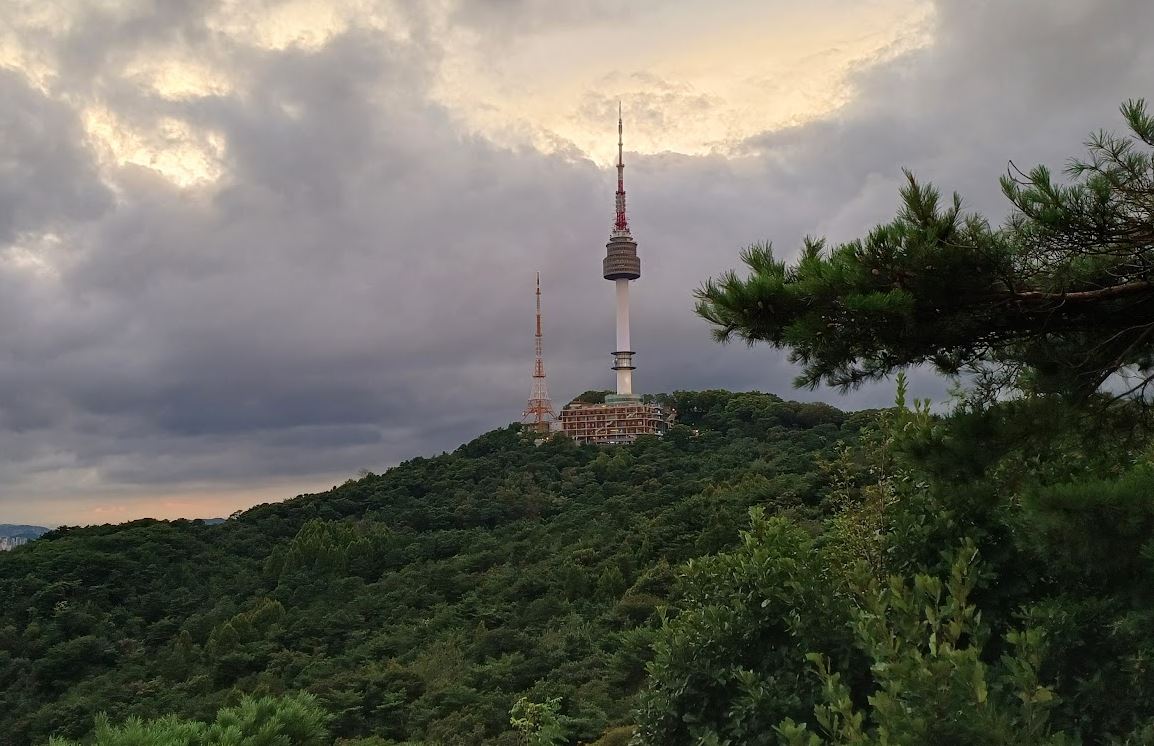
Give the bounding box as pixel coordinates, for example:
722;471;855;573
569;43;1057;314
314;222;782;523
558;397;673;445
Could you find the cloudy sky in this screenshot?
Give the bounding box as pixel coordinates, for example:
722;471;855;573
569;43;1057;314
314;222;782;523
2;0;1151;526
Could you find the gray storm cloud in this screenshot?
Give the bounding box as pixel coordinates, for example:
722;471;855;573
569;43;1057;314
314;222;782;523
1;0;1153;523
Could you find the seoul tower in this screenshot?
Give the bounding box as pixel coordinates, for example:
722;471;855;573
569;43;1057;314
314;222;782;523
522;273;555;434
603;103;642;401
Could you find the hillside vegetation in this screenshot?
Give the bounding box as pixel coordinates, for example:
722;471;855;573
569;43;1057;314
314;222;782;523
0;391;859;744
7;101;1154;745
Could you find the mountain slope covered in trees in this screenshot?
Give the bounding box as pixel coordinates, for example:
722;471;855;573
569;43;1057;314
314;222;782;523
8;101;1154;746
0;390;860;745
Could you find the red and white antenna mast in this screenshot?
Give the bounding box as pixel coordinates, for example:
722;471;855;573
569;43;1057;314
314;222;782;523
522;272;555;434
614;100;629;234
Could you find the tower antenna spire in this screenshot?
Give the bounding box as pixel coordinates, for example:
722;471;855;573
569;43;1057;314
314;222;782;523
522;272;555;435
614;101;629;233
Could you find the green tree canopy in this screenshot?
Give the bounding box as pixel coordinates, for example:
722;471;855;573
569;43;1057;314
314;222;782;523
47;693;328;746
696;100;1154;400
0;391;858;745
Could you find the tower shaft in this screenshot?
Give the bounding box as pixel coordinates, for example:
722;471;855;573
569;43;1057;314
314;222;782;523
614;279;633;395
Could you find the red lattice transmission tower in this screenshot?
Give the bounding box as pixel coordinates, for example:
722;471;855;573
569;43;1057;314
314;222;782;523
522;272;555;434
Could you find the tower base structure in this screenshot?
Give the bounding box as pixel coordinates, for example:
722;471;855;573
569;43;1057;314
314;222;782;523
558;398;674;445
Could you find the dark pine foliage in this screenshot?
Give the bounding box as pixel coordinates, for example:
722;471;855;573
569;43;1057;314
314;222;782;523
696;100;1154;400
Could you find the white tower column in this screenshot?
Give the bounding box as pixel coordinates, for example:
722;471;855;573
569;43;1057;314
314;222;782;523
615;279;633;395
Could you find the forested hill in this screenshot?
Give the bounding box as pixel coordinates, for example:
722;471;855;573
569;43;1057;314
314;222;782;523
0;390;862;745
7;103;1154;746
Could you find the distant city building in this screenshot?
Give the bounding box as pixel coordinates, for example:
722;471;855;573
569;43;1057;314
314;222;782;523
558;106;673;444
0;524;48;551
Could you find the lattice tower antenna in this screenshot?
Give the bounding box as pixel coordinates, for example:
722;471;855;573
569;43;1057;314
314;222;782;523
522;272;555;433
